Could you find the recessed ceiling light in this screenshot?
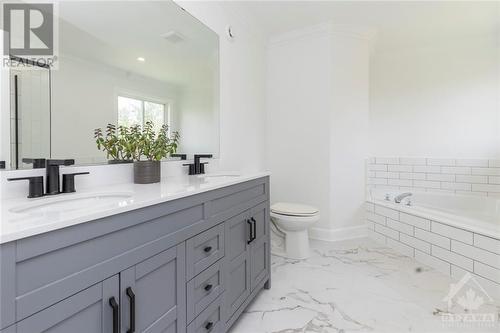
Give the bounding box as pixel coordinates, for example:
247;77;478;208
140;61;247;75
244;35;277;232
137;57;145;62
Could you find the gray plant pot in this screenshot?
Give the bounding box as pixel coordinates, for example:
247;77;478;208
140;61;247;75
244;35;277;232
134;160;161;184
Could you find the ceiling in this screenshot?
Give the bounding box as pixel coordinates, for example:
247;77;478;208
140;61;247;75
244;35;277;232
57;0;218;87
225;0;499;48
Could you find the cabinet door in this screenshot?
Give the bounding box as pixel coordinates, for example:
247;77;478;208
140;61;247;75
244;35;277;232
120;244;186;333
249;202;270;292
223;210;251;322
11;275;119;333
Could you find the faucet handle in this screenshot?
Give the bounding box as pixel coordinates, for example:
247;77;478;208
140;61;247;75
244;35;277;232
62;172;89;193
171;154;187;160
8;176;44;198
194;154;213;160
47;159;75;167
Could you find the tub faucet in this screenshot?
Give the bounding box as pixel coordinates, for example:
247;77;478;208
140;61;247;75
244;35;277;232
394;192;412;204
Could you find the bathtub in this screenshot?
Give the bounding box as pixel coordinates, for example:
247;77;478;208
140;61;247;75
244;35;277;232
368;188;500;238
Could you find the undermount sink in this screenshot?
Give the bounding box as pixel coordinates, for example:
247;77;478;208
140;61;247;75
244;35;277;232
197;173;241;181
9;192;133;214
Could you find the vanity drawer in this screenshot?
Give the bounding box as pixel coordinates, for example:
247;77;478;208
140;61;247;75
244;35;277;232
187;294;224;333
186;224;225;280
187;260;224;323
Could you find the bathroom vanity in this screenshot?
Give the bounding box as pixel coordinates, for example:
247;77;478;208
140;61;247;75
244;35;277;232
0;174;270;333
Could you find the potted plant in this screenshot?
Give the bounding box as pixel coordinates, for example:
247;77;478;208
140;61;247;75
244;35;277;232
94;122;180;184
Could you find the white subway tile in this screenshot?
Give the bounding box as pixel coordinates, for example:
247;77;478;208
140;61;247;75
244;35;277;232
375;224;399;240
369;178;388;185
415;250;451;275
415;228;451;249
413;165;440;173
400;173;426;180
413;180;441;189
427;158;456;166
474;234;500;255
400;233;431;254
432;245;473;271
489;176;500;184
426;173;455;182
387;238;414;257
471;167;500;176
388;165;412;172
431;222;473;244
367;171;376;178
471;184;500;193
366;211;386;225
368;164;388;172
455;175;488;184
456;159;489;167
376;157;399;165
441;166;471;175
489;160;500;168
441;182;471;191
456;191;487;197
400;213;431;230
400;157;426;165
388;179;412;187
365;202;375;212
367;229;386;245
376;171;399;179
368;157;376;164
387;218;414;235
451;240;500;269
366;221;375;230
474;262;500;284
374;205;399;220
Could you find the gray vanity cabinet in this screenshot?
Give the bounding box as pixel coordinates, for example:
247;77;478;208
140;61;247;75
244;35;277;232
0;176;270;333
3;275;120;333
120;244;186;333
223;201;270;326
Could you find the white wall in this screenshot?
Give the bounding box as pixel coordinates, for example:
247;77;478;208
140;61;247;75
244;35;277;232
370;35;500;159
177;1;267;172
266;24;372;240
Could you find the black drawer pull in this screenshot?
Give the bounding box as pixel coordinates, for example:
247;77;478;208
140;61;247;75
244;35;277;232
109;297;119;333
247;219;253;244
204;246;212;253
251;217;257;242
204;284;213;292
126;287;136;333
205;322;214;331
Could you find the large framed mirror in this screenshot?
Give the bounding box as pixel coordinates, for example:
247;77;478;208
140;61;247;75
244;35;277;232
5;0;219;169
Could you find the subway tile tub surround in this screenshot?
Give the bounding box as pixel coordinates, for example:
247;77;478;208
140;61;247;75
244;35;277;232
366;201;500;298
366;157;500;298
367;157;500;196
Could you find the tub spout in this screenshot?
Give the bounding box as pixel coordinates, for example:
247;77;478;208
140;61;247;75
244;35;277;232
395;192;412;203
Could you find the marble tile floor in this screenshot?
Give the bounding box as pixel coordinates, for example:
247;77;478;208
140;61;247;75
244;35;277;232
229;238;500;333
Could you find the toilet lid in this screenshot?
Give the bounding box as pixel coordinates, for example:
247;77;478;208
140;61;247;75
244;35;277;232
271;202;319;217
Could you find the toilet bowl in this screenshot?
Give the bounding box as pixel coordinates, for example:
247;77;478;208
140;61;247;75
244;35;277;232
270;202;320;259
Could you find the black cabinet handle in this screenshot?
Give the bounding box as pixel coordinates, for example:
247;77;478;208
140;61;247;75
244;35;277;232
126;287;136;333
205;321;214;331
204;246;212;253
247;219;253;244
251;217;257;242
109;297;119;333
204;284;213;292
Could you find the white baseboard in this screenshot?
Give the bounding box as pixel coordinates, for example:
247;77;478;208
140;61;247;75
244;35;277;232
309;224;367;242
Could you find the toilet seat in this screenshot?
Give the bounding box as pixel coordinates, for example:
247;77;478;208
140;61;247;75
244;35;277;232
271;202;319;217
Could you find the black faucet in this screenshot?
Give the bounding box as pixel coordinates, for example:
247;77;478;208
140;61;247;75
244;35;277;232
183;154;213;175
46;159;75;195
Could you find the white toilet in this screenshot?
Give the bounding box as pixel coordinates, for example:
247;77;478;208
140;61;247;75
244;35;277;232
270;202;320;259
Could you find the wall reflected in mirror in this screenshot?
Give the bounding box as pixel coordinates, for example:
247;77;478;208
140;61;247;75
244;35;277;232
6;0;219;169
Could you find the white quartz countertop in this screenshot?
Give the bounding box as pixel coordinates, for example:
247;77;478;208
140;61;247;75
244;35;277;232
0;172;270;244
